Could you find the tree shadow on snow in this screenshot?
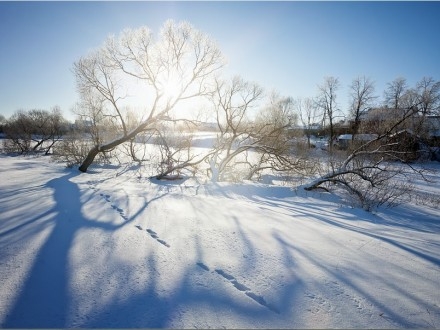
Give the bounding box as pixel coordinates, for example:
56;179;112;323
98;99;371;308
205;183;440;327
2;170;141;328
3;170;299;328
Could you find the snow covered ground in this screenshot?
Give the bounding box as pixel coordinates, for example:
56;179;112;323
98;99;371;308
0;154;439;328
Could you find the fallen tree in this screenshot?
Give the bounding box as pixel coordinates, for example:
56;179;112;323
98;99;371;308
304;105;428;210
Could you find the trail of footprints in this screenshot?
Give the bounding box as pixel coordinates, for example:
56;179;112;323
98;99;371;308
135;226;278;313
88;182;277;313
87;181;128;221
197;262;280;314
136;225;170;248
146;228;171;248
98;193;128;221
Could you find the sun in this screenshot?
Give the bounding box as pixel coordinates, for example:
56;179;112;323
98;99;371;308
161;70;183;102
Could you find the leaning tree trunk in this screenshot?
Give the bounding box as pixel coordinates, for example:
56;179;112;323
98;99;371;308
78;146;100;172
78;120;154;173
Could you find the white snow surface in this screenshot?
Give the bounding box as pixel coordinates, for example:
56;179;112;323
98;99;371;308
0;155;439;328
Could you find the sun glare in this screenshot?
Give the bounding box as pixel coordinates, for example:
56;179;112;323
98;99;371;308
161;71;182;101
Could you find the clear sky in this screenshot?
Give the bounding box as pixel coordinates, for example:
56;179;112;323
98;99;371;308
1;1;440;121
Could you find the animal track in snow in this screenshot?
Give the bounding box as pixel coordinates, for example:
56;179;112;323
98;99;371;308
197;266;280;314
157;239;170;247
87;181;128;220
215;269;235;281
304;279;374;318
196;262;210;271
87;180;97;190
98;193;128;221
326;279;373;315
146;228;170;247
304;292;332;315
231;279;250;292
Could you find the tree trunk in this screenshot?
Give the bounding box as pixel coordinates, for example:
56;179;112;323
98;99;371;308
78;146;100;172
78;120;154;173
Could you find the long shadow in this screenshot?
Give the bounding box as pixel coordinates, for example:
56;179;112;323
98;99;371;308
220;183;440;268
2;171;138;328
3;172;82;327
272;231;434;328
81;258;287;328
3;170;285;328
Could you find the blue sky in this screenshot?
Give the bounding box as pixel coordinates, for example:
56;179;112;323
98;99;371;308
1;1;440;121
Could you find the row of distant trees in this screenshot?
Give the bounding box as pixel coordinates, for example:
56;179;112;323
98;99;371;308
1;20;439;210
297;75;440;151
1;107;68;155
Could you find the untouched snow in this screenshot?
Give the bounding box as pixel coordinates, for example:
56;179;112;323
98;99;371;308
0;155;439;328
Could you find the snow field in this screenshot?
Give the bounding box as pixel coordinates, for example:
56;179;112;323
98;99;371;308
0;154;439;328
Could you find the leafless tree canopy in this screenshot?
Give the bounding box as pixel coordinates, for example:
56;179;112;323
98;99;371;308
73;20;225;172
348;76;377;138
205;78;311;182
3;107;67;155
383;77;408;109
207;76;264;182
297;97;321;148
304;103;425;210
416;77;440;116
8;17;435;211
317;76;340;152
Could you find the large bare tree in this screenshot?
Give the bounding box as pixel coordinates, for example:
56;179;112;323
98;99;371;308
348;76;377;139
207;77;309;182
207;76;264;181
73;20;224;172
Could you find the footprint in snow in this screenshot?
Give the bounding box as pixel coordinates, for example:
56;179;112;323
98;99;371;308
196;262;210;271
157;239;170;248
146;229;170;248
231;279;250;292
215;269;235;280
209;267;279;314
99;193;111;202
111;205;128;220
111;205;123;213
98;193;128;221
87;181;97;190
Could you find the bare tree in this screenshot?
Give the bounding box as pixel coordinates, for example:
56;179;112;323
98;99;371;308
73;20;224;172
121;119;208;180
206;78;310;182
4;108;67;155
384;77;407;109
379;77;440;137
317;76;340;152
207;76;264;182
297;97;321;148
0;114;6;134
3;110;32;153
411;77;440;137
348;76;377;139
249;92;311;180
304;104;423;210
416;77;440;116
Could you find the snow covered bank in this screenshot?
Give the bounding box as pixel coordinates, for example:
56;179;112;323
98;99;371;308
0;155;439;328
